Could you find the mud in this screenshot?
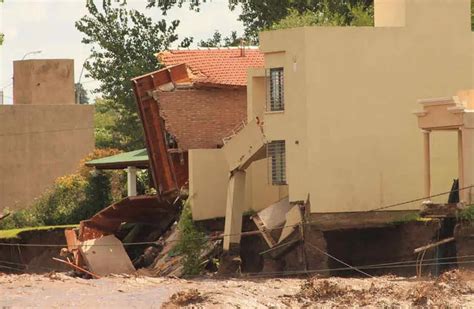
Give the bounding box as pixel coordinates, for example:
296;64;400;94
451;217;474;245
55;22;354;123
2;270;474;308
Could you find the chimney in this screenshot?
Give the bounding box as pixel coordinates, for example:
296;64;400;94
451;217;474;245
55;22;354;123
240;39;246;57
13;59;75;105
374;0;470;30
374;0;406;27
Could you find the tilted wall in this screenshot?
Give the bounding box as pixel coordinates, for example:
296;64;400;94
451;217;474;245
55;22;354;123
189;149;287;220
157;88;247;150
0;105;94;212
259;0;473;213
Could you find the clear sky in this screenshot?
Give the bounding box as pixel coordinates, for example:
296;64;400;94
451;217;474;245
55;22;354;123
0;0;244;104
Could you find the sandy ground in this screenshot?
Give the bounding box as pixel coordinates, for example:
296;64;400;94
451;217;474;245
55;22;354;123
2;271;474;308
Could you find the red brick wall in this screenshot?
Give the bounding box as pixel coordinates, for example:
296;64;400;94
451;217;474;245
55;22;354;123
157;87;247;150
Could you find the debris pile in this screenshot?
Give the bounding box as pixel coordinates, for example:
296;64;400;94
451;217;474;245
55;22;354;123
296;277;399;307
162;289;206;308
294;270;473;307
410;270;473;306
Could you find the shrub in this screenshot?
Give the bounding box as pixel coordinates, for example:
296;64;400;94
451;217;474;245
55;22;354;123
175;199;206;276
458;204;474;222
0;148;125;229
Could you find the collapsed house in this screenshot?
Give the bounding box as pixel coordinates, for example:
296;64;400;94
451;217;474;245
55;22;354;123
133;0;474;274
58;48;265;276
59;0;474;277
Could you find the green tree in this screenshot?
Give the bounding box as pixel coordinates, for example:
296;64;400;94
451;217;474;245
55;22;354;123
472;0;474;31
0;149;123;229
0;0;3;45
198;30;241;47
271;2;373;30
94;98;120;149
74;82;90;104
147;0;373;42
76;0;185;150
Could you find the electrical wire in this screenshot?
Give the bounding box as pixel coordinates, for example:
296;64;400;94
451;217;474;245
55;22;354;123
0;126;94;137
369;185;474;211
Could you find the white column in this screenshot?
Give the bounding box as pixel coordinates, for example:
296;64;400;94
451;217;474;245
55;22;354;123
127;166;137;197
458;129;465;202
461;127;474;204
423;130;431;202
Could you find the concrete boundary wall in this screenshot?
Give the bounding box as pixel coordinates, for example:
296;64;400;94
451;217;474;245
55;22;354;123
0;104;94;212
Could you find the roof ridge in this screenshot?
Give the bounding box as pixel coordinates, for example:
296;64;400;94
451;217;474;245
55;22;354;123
155;47;264;87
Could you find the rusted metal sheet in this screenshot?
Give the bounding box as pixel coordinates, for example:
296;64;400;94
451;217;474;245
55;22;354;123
52;257;101;279
78;195;178;241
131;64;190;196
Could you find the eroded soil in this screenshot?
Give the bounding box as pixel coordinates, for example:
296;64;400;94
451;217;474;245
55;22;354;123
2;270;474;308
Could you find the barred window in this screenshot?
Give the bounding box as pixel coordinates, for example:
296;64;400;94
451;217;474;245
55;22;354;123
268;68;284;111
268;140;286;185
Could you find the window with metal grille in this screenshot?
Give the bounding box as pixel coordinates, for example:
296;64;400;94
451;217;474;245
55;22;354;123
268;140;286;185
267;68;284;111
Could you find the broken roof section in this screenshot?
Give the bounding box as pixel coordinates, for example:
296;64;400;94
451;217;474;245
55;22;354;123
157;47;264;87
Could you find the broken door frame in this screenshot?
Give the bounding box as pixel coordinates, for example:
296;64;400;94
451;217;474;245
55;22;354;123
414;92;474;205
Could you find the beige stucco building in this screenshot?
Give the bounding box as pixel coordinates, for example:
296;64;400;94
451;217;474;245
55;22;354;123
188;0;474;251
0;59;94;212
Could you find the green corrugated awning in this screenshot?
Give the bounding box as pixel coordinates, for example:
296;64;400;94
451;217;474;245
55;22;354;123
86;148;149;170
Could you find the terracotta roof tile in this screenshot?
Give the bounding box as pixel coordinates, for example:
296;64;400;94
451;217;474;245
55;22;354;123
157;48;264;87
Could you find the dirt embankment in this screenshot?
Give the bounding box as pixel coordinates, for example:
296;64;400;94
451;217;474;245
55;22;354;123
0;228;69;273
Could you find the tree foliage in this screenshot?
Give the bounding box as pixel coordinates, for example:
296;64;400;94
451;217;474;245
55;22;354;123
472;0;474;31
76;0;184;150
147;0;373;42
0;0;3;45
271;3;373;30
74;82;90;104
0;149;124;229
175;199;206;276
94;98;121;149
198;30;241;47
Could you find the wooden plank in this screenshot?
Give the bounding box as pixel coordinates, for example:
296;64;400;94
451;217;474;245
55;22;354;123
52;257;101;279
64;229;79;251
414;237;455;253
0;213;10;222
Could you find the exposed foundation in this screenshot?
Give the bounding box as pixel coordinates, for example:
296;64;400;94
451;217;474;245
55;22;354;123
454;222;474;271
0;228;69;273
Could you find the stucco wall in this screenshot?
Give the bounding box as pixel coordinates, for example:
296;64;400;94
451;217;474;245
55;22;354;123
13;59;75;105
189;149;287;220
0;105;94;212
157;88;247;150
258;0;473;213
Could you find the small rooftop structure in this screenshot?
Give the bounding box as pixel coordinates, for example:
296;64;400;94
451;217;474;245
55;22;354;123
85;149;149;170
157;47;264;87
414;90;474;205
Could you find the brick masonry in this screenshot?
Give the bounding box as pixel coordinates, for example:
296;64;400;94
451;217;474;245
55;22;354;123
157;87;247;150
